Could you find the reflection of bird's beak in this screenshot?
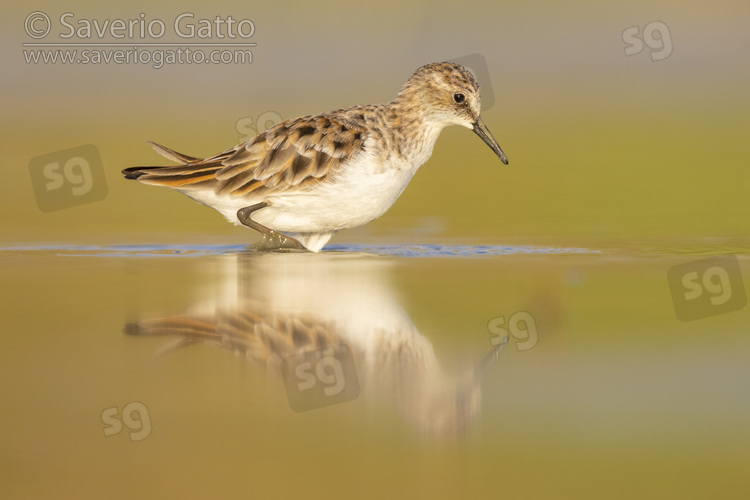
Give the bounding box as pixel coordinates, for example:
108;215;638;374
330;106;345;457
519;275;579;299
473;116;509;165
476;334;509;375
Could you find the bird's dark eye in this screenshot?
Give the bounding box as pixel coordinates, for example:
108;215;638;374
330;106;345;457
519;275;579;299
453;93;465;104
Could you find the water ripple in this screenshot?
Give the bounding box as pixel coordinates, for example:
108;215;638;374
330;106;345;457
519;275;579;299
0;243;599;258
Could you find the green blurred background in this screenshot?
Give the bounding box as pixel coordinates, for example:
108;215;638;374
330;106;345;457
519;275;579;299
3;0;749;247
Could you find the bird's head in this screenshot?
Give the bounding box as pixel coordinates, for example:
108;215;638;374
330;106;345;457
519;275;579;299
398;62;509;165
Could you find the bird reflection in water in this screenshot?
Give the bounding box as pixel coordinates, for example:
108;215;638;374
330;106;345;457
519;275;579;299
125;252;507;436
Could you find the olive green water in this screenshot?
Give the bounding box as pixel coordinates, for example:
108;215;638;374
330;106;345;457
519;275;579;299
1;244;749;499
4;1;750;498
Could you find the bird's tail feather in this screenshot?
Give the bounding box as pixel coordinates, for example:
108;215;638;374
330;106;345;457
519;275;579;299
147;141;199;164
122;141;223;188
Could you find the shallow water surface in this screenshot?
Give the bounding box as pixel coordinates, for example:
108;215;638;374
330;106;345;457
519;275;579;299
1;244;749;498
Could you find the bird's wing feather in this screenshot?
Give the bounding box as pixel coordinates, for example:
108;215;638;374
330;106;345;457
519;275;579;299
122;113;368;198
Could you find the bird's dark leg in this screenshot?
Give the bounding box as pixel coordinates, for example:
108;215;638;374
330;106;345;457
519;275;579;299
237;203;307;251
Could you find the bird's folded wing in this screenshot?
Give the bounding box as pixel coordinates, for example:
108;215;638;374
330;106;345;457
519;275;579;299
123;113;367;198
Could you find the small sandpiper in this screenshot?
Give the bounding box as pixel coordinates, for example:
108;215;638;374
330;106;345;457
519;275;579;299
122;62;509;252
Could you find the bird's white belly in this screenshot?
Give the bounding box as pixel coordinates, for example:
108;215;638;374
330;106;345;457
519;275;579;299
255;153;419;233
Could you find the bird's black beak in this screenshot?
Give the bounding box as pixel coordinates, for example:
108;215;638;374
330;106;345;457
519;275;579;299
472;116;509;165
